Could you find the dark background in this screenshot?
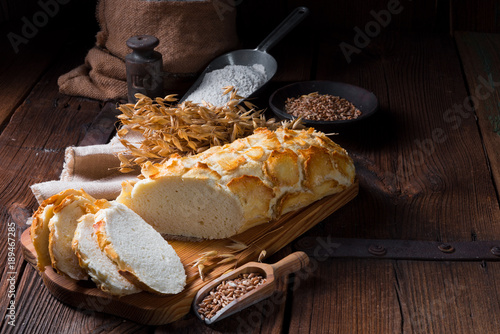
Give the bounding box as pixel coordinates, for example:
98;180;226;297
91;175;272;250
2;0;500;32
1;0;499;49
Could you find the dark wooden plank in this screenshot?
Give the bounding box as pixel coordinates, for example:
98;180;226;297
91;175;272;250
0;23;123;334
0;76;103;201
290;259;500;333
271;30;315;83
455;31;500;198
288;259;401;333
1;264;149;334
393;261;500;333
0;33;59;128
293;0;442;33
311;32;500;242
0;98;122;333
78;102;121;147
0;65;99;334
0;0;98;130
286;32;500;333
0;6;101;327
450;0;500;33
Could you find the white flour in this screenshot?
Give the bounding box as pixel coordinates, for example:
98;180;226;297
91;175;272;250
185;64;267;106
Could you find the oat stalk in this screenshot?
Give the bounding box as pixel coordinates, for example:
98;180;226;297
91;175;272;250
258;250;267;262
192;250;239;280
116;88;303;172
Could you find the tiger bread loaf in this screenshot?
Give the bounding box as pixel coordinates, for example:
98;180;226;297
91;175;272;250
117;127;356;240
30;189;186;296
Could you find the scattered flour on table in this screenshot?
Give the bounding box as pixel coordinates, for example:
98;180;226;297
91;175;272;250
185;64;267;106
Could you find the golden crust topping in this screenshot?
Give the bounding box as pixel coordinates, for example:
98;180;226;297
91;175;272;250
208;151;247;172
264;149;300;187
183;162;221;180
299;146;334;190
156;159;187;178
52;195;76;214
275;191;315;216
226;139;246;152
94;199;112;210
314;134;343;152
331;151;355;180
260;135;282;151
253;127;273;135
93;220;108;254
227;175;274;225
52;190;98;215
244;146;265;161
246;128;280;150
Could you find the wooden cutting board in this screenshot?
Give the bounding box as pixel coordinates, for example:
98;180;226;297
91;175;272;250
20;180;358;325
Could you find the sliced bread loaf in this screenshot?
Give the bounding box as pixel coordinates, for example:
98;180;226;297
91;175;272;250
31;189;87;272
94;201;186;295
48;190;98;280
116;127;356;239
72;213;141;296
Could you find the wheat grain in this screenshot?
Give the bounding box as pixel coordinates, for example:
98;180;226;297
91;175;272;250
197;273;267;320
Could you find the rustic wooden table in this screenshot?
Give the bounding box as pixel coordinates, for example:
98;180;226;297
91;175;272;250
2;1;500;333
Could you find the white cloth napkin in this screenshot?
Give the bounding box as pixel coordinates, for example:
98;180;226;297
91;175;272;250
30;135;140;204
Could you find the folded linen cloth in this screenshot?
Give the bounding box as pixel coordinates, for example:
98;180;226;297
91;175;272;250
30;135;140;205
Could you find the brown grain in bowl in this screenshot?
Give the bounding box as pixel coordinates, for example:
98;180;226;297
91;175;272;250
285;92;362;121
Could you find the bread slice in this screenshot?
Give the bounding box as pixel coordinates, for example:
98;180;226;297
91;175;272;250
48;190;98;280
94;201;186;295
116;127;356;239
30;189;85;272
72;213;141;296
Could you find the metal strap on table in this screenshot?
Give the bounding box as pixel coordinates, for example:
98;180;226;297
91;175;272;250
295;237;500;261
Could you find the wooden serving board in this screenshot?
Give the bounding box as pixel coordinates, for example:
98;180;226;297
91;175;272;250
20;180;358;325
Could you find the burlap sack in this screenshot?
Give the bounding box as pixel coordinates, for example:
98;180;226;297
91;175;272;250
58;0;239;101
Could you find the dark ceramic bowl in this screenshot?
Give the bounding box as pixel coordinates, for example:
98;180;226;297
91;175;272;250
268;81;378;133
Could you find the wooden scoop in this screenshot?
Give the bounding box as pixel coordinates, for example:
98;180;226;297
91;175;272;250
192;251;309;324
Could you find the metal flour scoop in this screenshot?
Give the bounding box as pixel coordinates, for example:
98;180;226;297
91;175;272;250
180;6;310;103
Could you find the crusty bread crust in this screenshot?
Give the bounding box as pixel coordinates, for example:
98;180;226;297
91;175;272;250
94;219;122;266
116;270;158;295
47;190;98;280
30;189;84;272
